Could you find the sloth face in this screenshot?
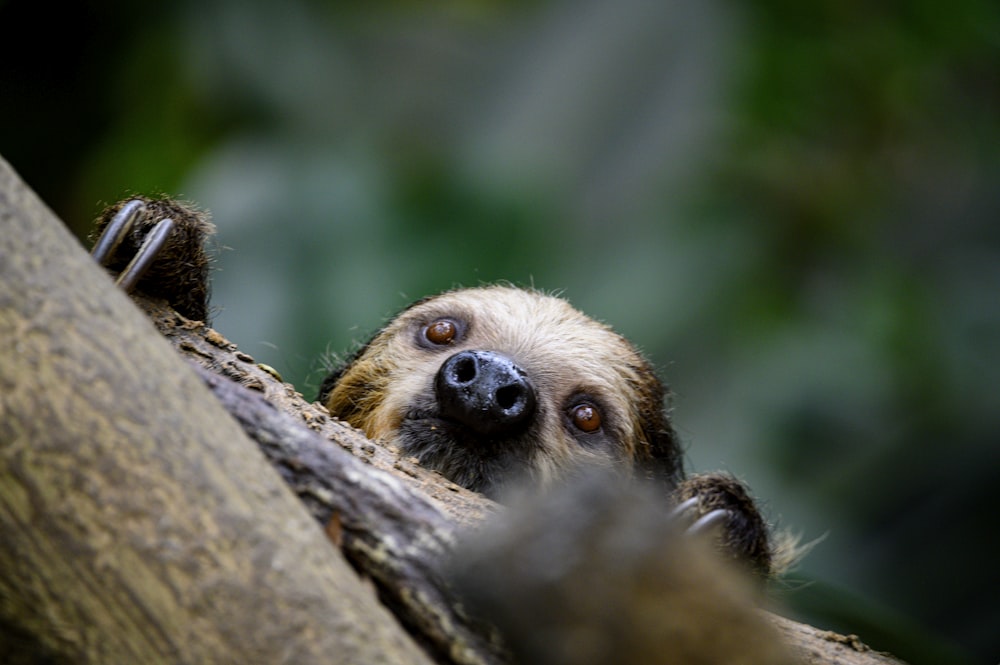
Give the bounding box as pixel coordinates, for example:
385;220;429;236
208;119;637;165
320;286;680;497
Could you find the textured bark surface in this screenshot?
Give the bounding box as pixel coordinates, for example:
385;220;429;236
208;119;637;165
0;152;905;665
773;616;907;665
0;154;431;665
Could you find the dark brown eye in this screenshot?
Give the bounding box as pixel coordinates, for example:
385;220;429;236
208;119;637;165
570;403;602;433
425;319;457;345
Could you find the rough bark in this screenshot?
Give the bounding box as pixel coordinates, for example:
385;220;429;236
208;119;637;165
773;616;907;665
0;152;904;665
0;154;431;664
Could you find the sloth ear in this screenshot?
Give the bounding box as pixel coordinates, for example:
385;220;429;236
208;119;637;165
316;365;347;405
633;382;684;486
317;296;436;405
316;334;376;404
624;356;685;486
644;420;684;487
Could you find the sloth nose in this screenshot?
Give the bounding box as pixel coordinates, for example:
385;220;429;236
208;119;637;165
435;350;537;436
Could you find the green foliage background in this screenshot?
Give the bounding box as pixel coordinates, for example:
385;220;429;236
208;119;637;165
3;1;997;663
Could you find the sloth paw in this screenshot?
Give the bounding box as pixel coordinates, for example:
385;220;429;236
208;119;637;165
672;473;773;577
90;197;215;321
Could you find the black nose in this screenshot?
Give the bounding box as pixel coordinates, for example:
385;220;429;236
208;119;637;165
435;350;537;436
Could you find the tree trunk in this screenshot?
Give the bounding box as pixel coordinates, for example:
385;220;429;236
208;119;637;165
0;154;431;664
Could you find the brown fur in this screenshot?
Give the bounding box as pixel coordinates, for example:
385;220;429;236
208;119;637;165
320;286;682;496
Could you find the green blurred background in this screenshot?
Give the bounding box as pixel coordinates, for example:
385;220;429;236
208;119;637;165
2;1;997;663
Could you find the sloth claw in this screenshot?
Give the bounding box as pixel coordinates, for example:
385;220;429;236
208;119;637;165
686;508;733;536
90;198;146;266
91;199;177;294
114;217;175;292
669;496;699;521
670;497;733;538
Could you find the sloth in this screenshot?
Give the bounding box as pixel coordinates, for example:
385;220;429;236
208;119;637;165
318;285;779;576
319;286;681;495
90;197;782;577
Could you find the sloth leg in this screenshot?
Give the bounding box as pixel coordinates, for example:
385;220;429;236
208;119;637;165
672;473;774;577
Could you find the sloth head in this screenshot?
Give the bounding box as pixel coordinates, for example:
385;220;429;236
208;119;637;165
318;286;682;497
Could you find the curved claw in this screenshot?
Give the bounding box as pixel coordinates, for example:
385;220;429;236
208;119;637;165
114;217;175;293
91;199;146;266
687;508;731;537
669;496;700;522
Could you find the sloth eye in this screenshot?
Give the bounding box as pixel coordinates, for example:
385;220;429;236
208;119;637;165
424;318;458;345
569;403;602;433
